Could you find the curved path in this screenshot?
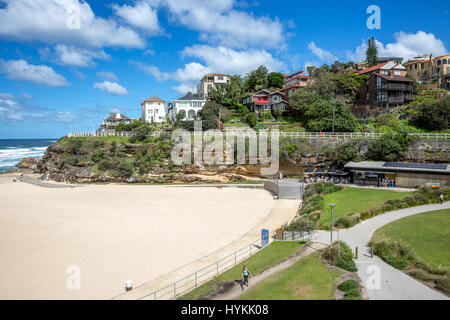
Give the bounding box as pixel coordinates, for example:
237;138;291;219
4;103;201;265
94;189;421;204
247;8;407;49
211;243;328;300
313;202;450;300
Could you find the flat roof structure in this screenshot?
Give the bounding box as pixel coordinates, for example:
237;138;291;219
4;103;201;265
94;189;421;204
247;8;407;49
344;161;450;174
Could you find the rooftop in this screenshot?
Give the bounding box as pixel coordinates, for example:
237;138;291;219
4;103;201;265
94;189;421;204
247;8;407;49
141;96;165;104
344;161;450;174
375;73;414;82
176;93;205;101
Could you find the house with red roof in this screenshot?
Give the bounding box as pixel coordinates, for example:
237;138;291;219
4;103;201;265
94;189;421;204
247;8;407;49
141;96;166;123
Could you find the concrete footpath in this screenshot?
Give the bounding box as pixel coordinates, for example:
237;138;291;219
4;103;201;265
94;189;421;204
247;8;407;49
112;199;300;300
313;202;450;300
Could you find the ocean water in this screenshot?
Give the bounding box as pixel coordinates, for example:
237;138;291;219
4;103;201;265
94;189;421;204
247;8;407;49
0;139;57;173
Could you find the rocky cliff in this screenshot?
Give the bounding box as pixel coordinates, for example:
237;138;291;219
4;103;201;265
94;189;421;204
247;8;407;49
33;136;450;183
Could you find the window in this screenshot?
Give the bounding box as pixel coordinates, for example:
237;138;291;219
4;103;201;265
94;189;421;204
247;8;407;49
421;63;424;69
415;64;417;69
218;76;223;80
444;59;448;65
394;70;401;75
437;60;441;65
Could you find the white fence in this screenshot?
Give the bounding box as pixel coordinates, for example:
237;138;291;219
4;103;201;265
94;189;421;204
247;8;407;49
68;131;450;140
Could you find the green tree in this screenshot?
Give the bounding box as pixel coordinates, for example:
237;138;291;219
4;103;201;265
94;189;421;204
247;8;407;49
333;142;361;168
273;109;283;121
366;133;408;161
176;110;186;122
416;96;450;131
244;65;269;92
366;37;378;67
267;72;285;89
289;89;357;132
244;113;258;128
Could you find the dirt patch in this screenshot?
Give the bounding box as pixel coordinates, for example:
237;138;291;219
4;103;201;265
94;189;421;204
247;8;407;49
198;281;236;300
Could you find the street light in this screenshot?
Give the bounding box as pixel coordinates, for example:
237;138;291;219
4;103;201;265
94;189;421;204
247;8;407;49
329;203;336;245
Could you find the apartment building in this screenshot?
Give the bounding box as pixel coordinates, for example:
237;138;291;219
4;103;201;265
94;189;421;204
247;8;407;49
197;73;231;100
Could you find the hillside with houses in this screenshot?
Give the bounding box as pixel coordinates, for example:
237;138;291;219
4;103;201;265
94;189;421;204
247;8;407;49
90;37;449;137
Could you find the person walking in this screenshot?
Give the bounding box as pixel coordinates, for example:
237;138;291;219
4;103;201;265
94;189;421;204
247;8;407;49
439;193;444;205
242;265;253;290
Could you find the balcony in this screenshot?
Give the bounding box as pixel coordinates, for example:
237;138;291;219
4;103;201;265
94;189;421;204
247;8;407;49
376;84;413;91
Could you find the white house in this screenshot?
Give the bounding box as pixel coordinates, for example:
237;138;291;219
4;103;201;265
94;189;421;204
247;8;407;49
141;96;166;123
169;93;206;121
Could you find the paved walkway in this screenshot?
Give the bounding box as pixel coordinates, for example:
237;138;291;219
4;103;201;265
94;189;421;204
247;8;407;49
112;199;301;300
312;202;450;300
211;243;328;300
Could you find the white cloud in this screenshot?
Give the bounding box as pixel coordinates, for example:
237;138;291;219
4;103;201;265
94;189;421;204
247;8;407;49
93;81;130;96
96;71;118;82
0;0;145;48
0;59;70;87
132;45;285;94
112;1;161;34
0;92;14;99
129;60;171;82
173;62;210;83
157;0;284;49
172;84;196;95
347;31;448;63
52;44;110;67
0;95;77;123
308;42;337;63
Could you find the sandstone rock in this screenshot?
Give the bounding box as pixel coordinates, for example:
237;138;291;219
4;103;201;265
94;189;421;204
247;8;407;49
16;157;40;169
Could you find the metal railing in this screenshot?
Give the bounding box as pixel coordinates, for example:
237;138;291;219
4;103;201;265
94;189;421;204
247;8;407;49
68;131;449;140
134;238;264;300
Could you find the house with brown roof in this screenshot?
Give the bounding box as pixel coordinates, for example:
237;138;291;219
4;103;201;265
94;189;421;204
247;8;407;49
141;96;166;123
97;112;134;134
358;73;414;108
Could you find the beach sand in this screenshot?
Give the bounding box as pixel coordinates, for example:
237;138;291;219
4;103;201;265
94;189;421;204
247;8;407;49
0;174;279;299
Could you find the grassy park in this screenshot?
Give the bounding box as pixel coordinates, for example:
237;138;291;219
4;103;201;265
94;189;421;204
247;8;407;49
370;209;450;295
238;253;341;300
320;187;414;224
371;209;450;270
178;241;305;300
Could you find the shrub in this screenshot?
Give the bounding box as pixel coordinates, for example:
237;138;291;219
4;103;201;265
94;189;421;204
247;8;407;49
336;259;358;272
434;277;450;294
372;241;414;270
322;241;355;270
409;270;436;282
337;279;359;292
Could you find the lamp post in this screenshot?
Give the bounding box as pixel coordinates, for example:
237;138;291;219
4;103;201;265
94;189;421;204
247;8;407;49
329;203;336;245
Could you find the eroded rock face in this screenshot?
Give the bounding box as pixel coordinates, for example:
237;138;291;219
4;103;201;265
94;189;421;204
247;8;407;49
36;138;450;183
16;157;40;169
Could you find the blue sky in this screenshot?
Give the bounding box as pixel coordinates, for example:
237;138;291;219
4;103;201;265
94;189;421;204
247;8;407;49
0;0;448;138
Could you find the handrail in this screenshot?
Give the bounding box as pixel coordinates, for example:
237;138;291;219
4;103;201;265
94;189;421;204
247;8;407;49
115;238;263;301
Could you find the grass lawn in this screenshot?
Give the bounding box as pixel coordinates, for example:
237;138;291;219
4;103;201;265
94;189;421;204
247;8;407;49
371;209;450;270
321;187;414;224
178;241;306;300
238;253;341;300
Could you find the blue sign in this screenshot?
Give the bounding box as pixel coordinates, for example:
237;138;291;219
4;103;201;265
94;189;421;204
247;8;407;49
261;229;269;247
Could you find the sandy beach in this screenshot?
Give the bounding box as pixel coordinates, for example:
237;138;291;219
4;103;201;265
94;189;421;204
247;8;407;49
0;174;283;299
